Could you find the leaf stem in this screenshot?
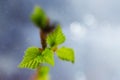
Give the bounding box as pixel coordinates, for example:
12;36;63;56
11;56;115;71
40;29;47;49
32;18;55;80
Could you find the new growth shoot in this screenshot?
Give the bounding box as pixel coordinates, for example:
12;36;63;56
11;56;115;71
18;6;75;80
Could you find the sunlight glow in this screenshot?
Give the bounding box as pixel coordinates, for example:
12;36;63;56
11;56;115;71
70;22;87;40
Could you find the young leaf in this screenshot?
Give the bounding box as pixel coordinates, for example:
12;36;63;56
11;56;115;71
42;48;54;66
47;25;66;47
31;6;47;29
56;47;75;63
18;47;43;69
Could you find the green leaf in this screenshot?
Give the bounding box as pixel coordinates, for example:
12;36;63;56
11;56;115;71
56;47;75;63
18;47;43;69
31;6;47;29
18;47;55;69
47;25;66;47
42;48;54;66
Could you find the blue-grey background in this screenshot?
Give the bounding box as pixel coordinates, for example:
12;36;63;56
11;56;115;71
0;0;120;80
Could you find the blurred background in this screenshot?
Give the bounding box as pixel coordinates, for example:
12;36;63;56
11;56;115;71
0;0;120;80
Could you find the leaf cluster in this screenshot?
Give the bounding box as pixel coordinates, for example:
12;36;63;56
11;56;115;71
18;25;75;69
18;6;75;80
